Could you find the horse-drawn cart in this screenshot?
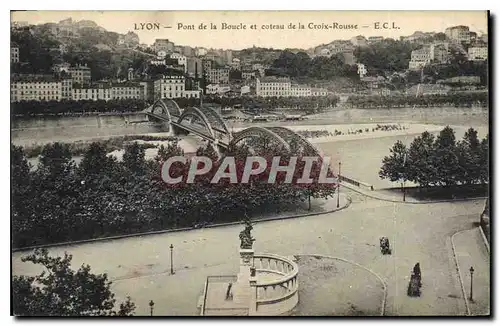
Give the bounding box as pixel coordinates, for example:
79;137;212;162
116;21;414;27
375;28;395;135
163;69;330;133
379;237;392;255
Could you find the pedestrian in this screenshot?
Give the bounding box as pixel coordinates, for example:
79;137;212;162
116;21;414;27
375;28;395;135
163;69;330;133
413;262;421;278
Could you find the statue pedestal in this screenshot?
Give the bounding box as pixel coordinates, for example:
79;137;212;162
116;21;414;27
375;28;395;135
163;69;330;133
233;248;254;306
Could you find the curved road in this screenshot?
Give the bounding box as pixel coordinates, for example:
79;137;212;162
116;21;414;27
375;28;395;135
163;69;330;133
12;190;484;316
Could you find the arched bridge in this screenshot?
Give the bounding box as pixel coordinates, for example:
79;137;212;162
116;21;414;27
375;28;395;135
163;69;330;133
144;99;320;156
145;99;232;147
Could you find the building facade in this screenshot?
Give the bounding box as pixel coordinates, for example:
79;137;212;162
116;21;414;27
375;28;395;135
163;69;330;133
154;75;186;99
290;85;312;97
170;53;187;72
408;47;432;70
153;39;175;53
11;43;19;63
357;63;367;78
69;64;91;85
468;46;488;61
256;77;291;97
187;57;202;78
11;75;64;102
311;88;328;96
111;83;144;100
445;25;471;43
207;68;230;84
350;35;368;47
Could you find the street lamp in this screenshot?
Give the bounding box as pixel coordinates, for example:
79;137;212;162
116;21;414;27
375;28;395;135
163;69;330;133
170;244;175;275
402;152;407;202
469;266;474;302
149;300;155;316
337;161;342;208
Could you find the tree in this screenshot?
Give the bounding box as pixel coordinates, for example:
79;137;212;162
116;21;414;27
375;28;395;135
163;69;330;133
455;128;482;185
379;140;408;182
12;248;135;316
37;142;75;178
155;141;184;163
79;142;117;177
433;126;460;186
406;132;437;187
122;142;146;173
479;133;489;184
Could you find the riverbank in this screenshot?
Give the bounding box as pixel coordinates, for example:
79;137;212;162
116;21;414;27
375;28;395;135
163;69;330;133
11;106;488;147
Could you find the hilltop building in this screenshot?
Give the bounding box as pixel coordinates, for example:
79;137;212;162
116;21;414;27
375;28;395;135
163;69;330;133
445;25;472;44
11;43;19;63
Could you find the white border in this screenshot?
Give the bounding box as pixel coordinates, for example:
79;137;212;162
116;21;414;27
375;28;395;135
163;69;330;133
3;1;497;326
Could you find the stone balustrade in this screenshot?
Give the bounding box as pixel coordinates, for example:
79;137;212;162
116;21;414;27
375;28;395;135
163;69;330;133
251;253;299;315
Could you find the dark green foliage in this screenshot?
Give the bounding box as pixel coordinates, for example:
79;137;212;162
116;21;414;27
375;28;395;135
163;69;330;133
11;99;148;116
346;92;488;109
354;39;420;72
379;126;489;187
12;248;135;316
268;51;358;80
11;139;337;248
378;141;408;182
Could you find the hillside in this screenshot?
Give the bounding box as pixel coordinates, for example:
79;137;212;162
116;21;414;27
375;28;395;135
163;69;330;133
11;20;148;80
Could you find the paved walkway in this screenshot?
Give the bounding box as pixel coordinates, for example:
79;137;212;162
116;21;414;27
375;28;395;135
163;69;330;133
341;183;486;204
452;228;490;316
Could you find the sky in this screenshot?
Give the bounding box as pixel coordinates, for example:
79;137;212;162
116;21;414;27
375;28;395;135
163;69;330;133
11;11;488;50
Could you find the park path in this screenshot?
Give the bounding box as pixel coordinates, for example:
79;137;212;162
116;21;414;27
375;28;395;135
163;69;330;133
340;183;487;204
453;228;490;315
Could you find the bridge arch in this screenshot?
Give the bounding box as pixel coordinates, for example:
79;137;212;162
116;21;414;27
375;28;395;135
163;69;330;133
177;106;216;139
266;127;321;156
150;99;182;121
197;105;232;136
230;126;291;152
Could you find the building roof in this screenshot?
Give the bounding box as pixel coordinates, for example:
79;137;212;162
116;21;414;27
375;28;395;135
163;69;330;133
11;74;62;83
259;76;291;83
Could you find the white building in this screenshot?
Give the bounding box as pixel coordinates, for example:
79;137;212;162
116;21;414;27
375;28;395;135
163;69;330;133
468;46;488;61
183;90;201;99
207;68;230;84
256;77;291;97
170;53;187;72
357;63;367;78
11;43;19;63
11;75;66;102
408;48;431;70
311;88;328;96
231;58;241;70
445;25;471;44
351;35;368;47
290;85;312;97
111;83;144;100
154;75;185;99
242;70;256;80
196;47;208;57
206;84;231;95
69;64;91;85
241;85;251;95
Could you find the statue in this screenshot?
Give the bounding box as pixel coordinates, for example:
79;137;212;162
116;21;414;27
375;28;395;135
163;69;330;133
239;214;255;249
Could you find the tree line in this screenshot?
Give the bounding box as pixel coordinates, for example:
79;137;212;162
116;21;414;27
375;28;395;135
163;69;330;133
11;99;148;116
266;50;359;80
379;126;488;187
346;92;488;109
205;95;340;112
12;139;336;248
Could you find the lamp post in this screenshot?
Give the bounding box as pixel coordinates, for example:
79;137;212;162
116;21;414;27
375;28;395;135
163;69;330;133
149;300;155;316
170;244;175;275
402;152;407;202
469;266;474;302
337;161;342;208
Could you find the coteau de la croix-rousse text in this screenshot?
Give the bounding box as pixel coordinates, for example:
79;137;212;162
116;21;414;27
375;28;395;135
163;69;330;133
219;22;358;30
